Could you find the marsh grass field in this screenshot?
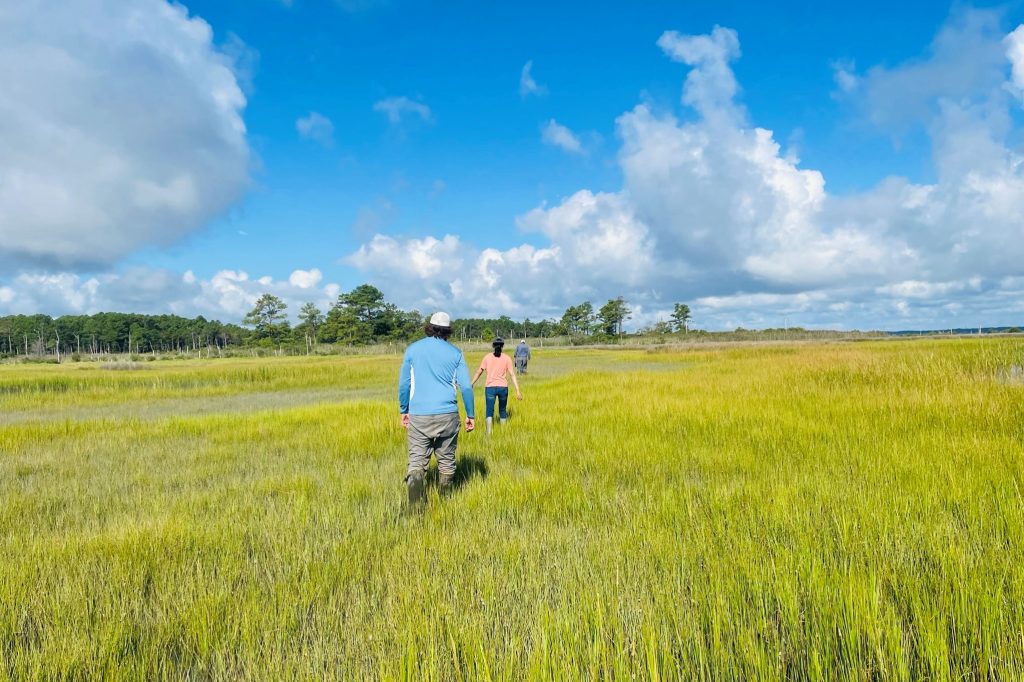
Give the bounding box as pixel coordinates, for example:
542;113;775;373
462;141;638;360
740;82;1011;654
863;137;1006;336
1;338;1023;679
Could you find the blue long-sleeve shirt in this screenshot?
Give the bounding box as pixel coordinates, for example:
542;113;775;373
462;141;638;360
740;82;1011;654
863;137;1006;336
515;343;531;359
398;337;475;418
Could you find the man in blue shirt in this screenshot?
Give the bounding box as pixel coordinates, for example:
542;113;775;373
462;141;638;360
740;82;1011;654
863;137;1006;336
514;339;531;374
399;311;475;505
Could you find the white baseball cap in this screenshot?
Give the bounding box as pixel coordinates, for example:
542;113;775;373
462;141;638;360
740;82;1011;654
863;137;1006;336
429;311;451;327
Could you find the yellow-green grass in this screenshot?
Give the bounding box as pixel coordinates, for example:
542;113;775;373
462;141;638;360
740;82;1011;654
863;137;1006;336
1;339;1023;679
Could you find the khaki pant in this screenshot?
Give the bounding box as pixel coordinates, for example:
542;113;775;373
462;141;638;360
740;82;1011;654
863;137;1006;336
406;412;460;483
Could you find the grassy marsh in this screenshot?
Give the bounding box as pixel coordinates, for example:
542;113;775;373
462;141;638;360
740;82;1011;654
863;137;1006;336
1;339;1022;679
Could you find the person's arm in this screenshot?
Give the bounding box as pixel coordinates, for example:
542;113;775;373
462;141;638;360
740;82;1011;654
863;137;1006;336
398;350;412;428
455;354;476;430
509;359;523;400
471;364;484;386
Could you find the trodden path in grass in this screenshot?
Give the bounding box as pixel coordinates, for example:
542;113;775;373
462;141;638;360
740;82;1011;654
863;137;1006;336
1;339;1022;679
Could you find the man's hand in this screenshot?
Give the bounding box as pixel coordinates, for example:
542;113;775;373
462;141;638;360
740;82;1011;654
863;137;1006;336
400;414;410;429
465;417;475;432
516;390;523;401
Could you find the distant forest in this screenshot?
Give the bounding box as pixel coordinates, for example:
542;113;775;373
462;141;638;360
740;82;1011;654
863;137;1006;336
0;284;690;359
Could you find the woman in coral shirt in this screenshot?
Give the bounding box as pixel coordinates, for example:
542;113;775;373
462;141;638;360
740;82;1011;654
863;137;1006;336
471;337;523;434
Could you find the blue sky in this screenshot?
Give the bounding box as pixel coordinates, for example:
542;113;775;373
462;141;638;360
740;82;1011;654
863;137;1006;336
2;0;1024;330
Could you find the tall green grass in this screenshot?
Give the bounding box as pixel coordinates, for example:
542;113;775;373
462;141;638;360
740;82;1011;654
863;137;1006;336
1;339;1022;679
0;355;392;412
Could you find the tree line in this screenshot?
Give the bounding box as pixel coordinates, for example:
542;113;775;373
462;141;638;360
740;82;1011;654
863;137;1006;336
558;300;691;337
0;312;247;359
1;284;694;359
245;286;693;346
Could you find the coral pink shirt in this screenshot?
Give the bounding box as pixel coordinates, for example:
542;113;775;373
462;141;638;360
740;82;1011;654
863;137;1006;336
480;353;514;387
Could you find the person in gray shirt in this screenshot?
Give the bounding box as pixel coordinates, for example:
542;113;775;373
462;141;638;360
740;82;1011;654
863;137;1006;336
514;339;531;374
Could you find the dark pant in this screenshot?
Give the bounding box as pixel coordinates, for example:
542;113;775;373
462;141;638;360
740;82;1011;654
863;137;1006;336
485;386;509;419
515;357;528;373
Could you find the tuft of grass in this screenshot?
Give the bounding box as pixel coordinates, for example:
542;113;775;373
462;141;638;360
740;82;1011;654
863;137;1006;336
1;338;1023;679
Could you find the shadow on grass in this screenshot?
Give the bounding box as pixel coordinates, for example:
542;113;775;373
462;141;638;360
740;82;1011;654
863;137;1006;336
423;455;489;492
453;455;489;490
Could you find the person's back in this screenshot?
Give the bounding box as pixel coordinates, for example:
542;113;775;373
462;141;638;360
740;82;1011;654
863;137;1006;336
479;351;514;387
514;340;531;374
471;337;523;433
400;336;471;416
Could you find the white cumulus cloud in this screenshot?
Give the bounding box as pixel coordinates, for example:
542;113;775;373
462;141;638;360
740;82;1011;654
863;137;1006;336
520;60;547;97
296;112;335;146
541;119;584;154
373;96;432;124
831;60;859;94
0;267;341;323
0;0;250;272
1005;24;1024;101
287;268;324;289
345;191;655;318
657;25;742;121
850;9;1010;135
